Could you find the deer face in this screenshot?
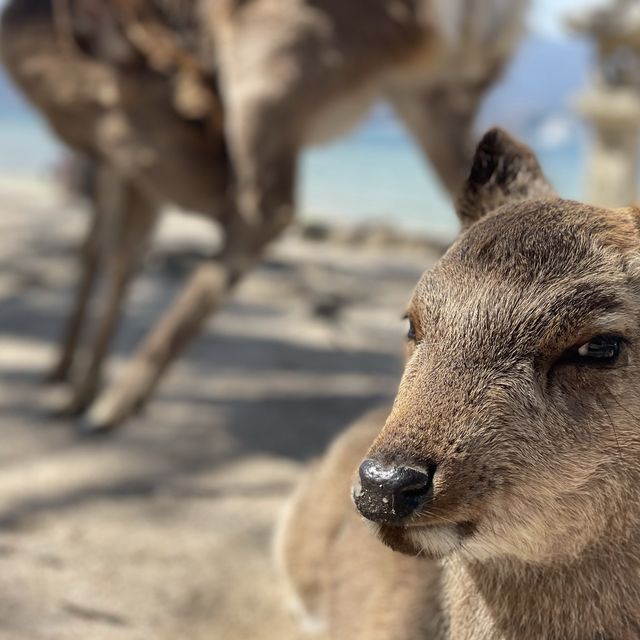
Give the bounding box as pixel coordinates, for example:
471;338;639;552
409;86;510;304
353;129;640;562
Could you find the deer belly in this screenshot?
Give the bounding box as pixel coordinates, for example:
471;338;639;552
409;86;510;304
304;84;379;145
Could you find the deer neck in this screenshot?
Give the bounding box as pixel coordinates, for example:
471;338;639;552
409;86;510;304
442;534;640;640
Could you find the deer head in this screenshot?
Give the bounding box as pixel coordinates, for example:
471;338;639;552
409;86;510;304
353;128;640;563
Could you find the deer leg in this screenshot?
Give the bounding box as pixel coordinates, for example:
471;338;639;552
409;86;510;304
83;96;297;433
46;164;102;383
62;178;158;416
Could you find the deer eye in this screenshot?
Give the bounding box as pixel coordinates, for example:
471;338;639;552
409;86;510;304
562;335;623;366
404;316;417;342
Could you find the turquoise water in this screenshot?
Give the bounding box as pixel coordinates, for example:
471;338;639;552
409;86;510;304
301;130;455;235
0;115;61;177
300;121;586;237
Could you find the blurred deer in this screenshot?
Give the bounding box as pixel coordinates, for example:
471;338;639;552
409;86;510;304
278;129;640;639
1;0;527;431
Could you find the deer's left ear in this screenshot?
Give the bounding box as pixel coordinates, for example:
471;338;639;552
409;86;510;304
456;128;556;229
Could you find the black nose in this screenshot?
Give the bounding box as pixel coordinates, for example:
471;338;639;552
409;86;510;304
353;459;435;524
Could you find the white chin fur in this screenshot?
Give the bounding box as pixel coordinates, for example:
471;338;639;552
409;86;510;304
407;525;463;558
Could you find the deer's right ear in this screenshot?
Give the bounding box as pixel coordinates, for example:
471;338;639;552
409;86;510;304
456;128;555;229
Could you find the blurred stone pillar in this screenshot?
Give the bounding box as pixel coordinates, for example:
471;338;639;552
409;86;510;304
578;88;640;207
569;0;640;207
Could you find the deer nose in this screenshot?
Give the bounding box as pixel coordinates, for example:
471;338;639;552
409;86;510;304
353;459;435;524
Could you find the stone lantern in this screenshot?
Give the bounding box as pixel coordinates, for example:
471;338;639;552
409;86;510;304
570;0;640;207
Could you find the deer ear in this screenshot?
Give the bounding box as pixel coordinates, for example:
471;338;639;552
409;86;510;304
456;128;555;229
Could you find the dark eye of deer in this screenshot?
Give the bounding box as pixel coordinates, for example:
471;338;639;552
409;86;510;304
571;335;622;365
407;319;416;342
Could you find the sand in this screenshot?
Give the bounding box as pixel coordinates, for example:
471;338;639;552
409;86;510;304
0;176;440;639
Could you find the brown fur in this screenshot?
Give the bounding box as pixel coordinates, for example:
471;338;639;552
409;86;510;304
1;0;526;429
279;129;640;639
276;409;446;638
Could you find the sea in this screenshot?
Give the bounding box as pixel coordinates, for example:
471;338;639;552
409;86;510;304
0;33;593;240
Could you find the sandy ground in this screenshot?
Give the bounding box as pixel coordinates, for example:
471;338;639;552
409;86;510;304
0;176;440;639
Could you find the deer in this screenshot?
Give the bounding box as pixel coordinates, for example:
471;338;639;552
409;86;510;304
277;128;640;639
1;0;527;432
